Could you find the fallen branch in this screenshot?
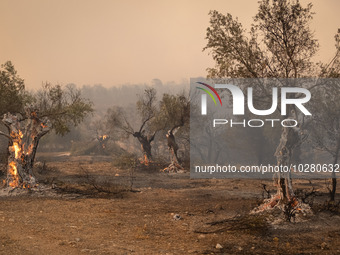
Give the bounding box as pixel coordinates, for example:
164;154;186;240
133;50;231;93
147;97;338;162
194;214;268;234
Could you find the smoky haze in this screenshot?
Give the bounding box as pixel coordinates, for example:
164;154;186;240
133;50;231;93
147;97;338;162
0;0;339;89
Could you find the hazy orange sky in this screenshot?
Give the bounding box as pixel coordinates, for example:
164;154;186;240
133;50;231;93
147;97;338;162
1;0;339;89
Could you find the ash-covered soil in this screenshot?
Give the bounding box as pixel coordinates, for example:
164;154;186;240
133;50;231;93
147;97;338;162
0;159;340;254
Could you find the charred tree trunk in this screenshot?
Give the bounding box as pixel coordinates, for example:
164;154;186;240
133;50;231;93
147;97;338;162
133;131;155;165
253;123;301;213
274;123;300;204
2;106;50;188
167;130;179;163
163;129;183;172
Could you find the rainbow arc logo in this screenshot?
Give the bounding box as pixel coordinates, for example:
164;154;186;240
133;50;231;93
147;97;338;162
196;82;222;106
196;82;222;115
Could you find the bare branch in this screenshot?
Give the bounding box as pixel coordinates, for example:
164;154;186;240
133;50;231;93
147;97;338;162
0;131;12;141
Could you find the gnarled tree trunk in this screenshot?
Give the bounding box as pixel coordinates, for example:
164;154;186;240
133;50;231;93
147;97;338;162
163;129;183;172
253;123;301;213
274;124;300;204
133;131;155;165
2;106;50;188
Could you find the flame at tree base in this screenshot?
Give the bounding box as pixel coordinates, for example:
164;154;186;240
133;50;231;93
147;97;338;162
7;132;23;188
8;161;19;188
251;194;313;222
2;108;50;189
7;160;36;189
140;155;151;166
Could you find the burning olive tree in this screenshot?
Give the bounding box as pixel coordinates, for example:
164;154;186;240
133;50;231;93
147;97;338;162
1;106;51;187
106;88;159;165
0;61;31;178
204;0;340;208
0;83;93;188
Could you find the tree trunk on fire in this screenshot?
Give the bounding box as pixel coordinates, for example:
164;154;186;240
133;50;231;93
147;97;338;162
2;106;50;188
133;131;155;165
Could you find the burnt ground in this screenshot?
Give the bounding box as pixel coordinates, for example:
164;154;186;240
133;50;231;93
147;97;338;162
1;156;340;254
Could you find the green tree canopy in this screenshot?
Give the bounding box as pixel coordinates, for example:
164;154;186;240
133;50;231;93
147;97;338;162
204;0;339;79
33;83;93;135
203;0;340;206
0;61;30;116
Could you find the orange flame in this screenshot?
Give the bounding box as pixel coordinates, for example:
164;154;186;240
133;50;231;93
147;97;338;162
290;197;299;208
8;161;19;188
22;183;30;189
140;155;150;166
13;142;21;159
26;144;34;155
7;128;40;189
7;130;24;188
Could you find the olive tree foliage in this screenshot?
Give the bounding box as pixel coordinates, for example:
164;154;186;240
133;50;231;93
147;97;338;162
0;61;30;117
0;62;93;187
105;106;133;140
308;31;340;201
155;93;190;134
204;0;340;205
205;0;318;79
0;61;30;169
319;30;340;78
33;83;93;135
106;88;159;164
2;83;93;188
309;82;340;201
299;31;339;202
